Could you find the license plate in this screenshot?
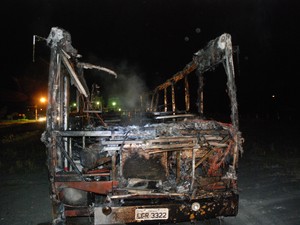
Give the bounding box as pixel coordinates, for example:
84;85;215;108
135;208;169;220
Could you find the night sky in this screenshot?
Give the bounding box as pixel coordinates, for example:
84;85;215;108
0;0;299;118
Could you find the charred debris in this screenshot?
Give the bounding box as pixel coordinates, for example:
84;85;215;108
38;27;243;224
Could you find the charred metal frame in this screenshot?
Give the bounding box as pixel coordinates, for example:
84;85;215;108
40;27;243;225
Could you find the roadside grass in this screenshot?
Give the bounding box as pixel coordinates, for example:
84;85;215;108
239;118;300;175
0;123;47;174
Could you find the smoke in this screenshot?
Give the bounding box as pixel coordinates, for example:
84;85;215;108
84;56;148;111
107;61;148;110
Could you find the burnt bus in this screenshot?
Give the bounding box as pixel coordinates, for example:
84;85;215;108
40;27;243;225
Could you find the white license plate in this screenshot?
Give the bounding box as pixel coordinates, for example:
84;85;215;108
135;208;169;220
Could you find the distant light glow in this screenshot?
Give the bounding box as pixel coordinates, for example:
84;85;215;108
112;101;116;106
40;97;46;103
38;117;46;122
272;94;275;98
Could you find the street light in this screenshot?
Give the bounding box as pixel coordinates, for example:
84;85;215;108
35;97;47;120
40;97;46;103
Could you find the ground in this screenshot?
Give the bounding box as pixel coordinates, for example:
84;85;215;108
0;119;299;225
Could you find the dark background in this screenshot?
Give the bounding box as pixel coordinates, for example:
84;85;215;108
0;0;299;119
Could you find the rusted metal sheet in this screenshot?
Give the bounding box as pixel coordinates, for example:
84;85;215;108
55;181;119;195
64;208;92;217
